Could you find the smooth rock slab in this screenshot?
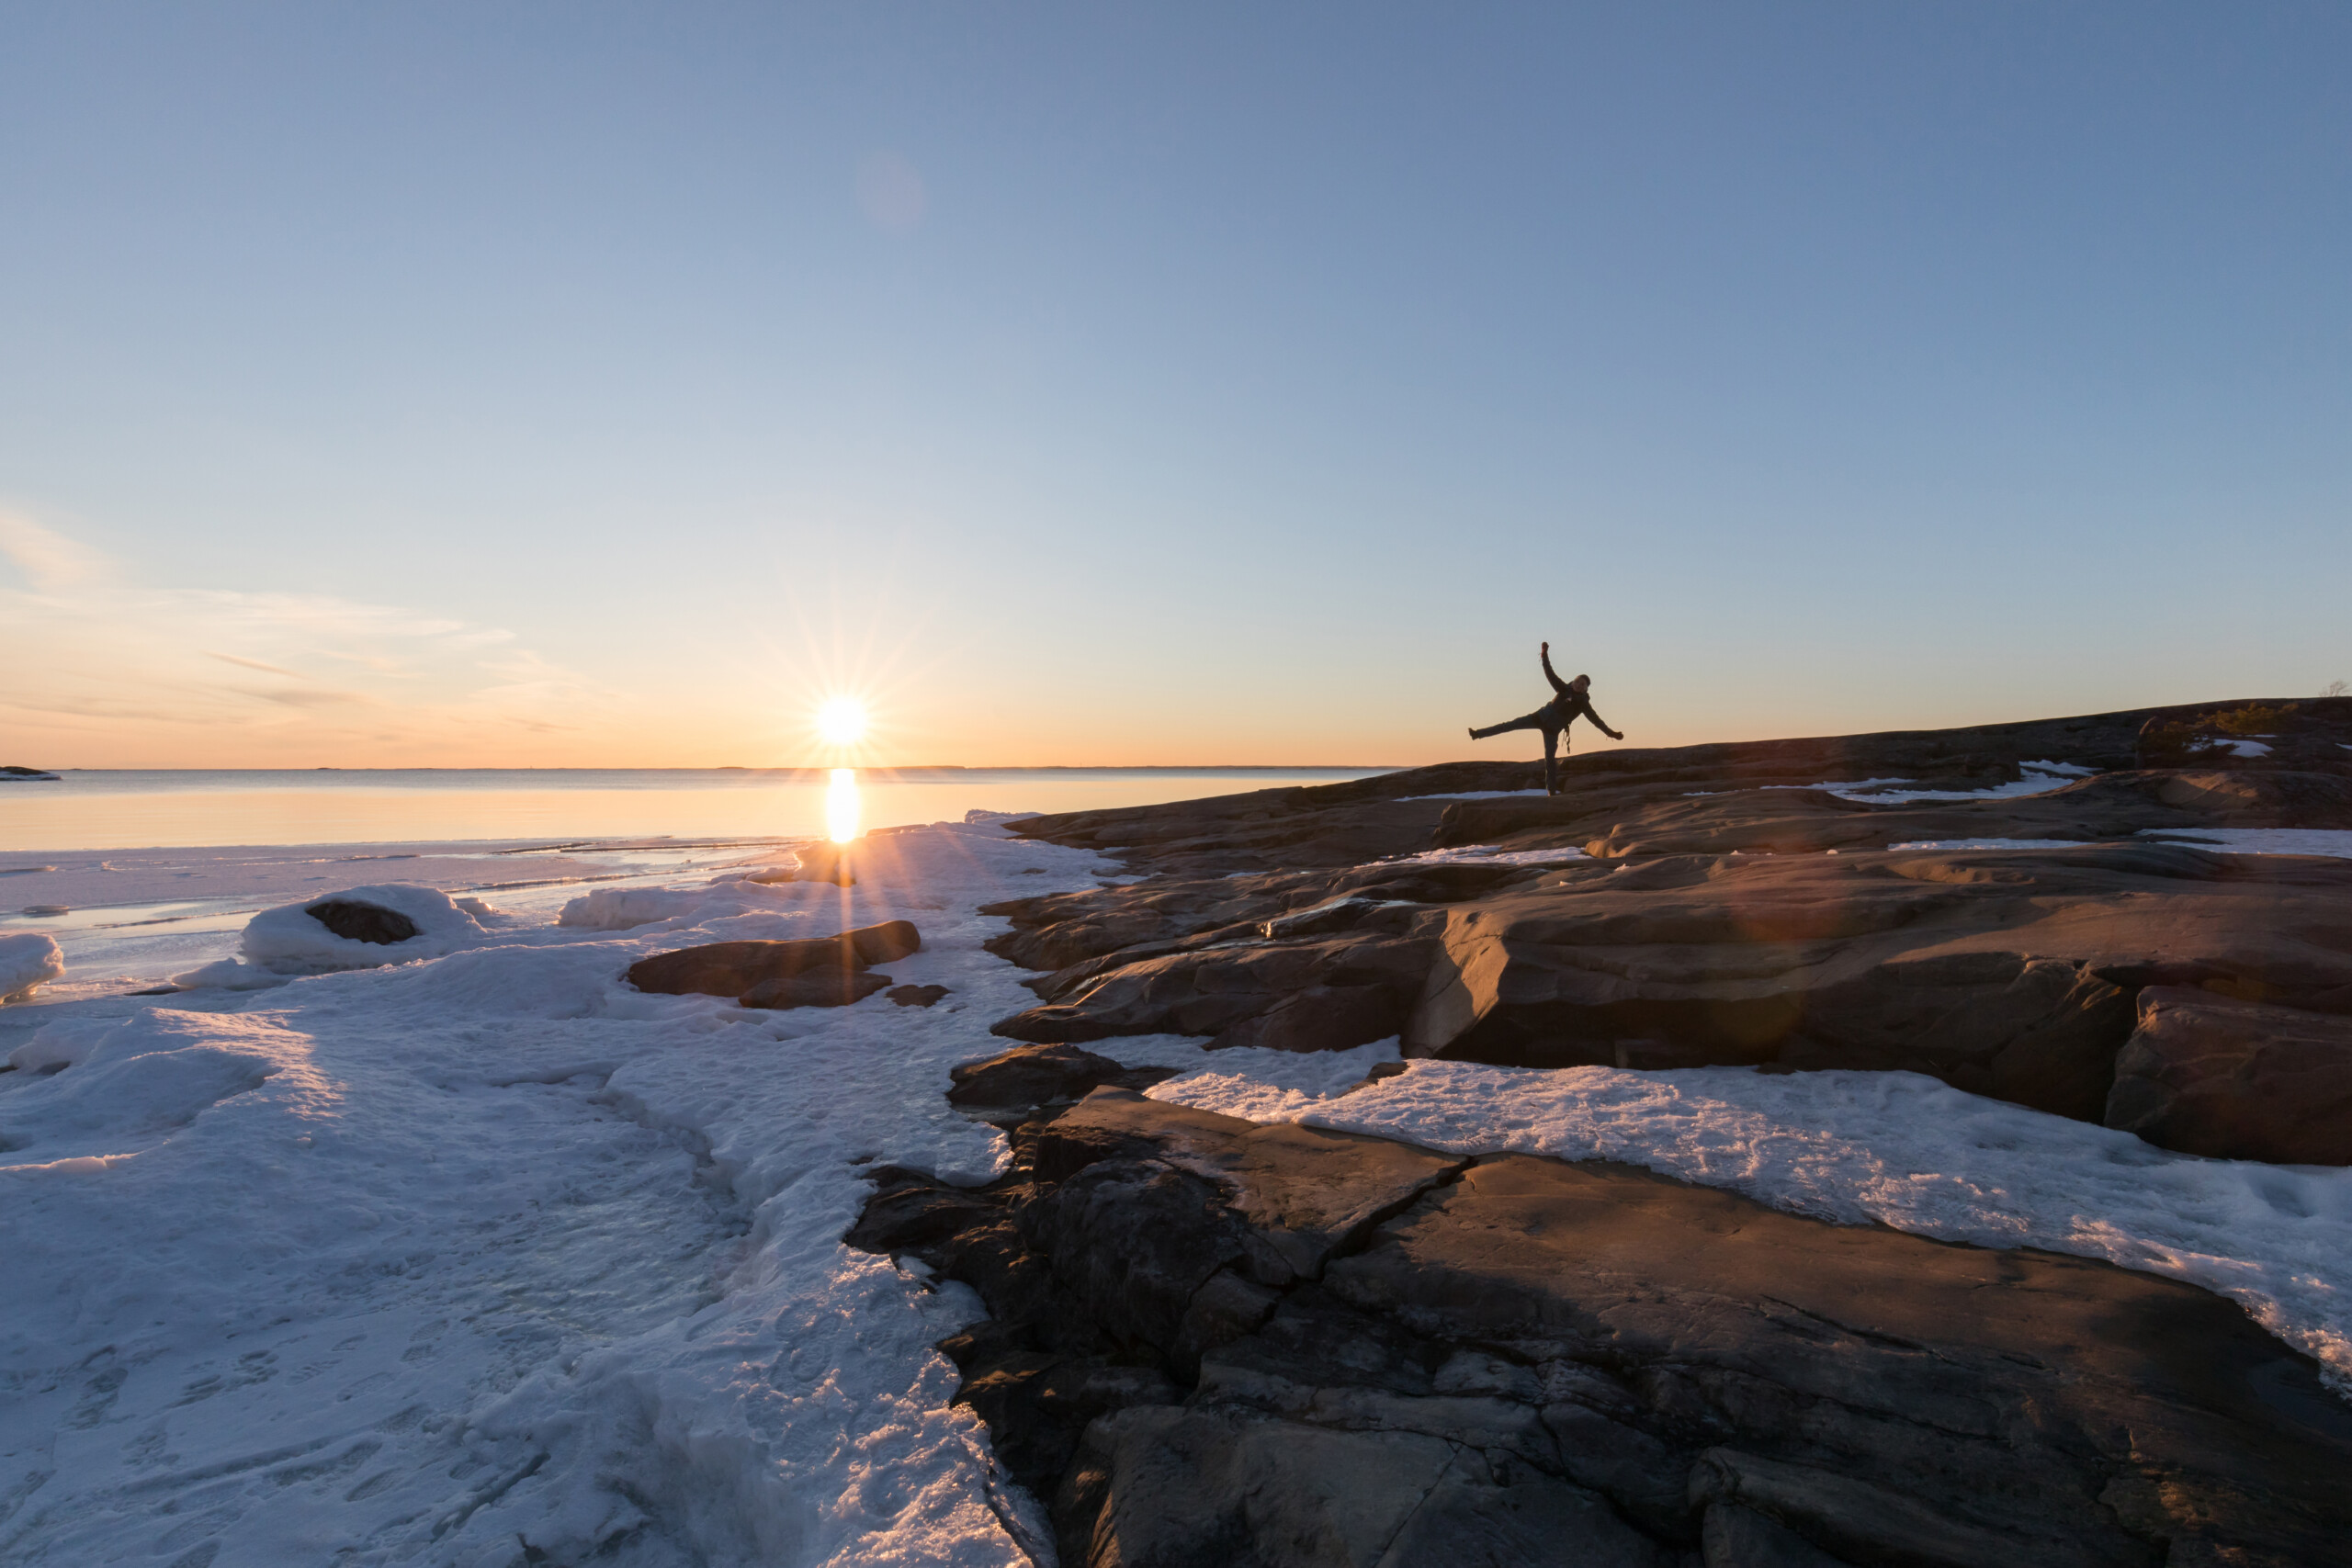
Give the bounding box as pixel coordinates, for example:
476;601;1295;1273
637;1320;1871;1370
2105;987;2352;1163
623;919;922;997
853;1089;2352;1567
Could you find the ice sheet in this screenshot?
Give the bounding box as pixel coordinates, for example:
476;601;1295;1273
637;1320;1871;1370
1148;1059;2352;1395
0;822;1095;1567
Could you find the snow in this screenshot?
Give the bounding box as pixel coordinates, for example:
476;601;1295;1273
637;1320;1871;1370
2142;829;2352;859
0;822;1100;1567
0;933;64;1002
1826;760;2093;804
9;798;2349;1565
1395;790;1542;802
2220;739;2273;758
1681;761;2094;803
1379;845;1591;868
557;886;715;931
1885;838;2100;852
1148;1059;2352;1396
236;884;493;976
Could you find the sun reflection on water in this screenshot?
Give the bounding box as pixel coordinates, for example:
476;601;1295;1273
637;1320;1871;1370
826;768;862;843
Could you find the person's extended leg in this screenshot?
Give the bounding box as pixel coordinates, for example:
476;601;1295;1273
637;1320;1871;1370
1469;710;1551;741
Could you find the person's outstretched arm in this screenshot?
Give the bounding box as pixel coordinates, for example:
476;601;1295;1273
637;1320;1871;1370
1582;702;1624;741
1540;641;1572;695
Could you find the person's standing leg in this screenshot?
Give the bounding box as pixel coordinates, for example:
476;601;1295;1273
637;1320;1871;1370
1543;726;1562;794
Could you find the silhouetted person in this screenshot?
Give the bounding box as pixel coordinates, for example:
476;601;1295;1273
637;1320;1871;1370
1468;642;1623;795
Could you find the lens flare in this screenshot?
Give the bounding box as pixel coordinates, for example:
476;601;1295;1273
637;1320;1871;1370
826;768;861;843
817;698;867;746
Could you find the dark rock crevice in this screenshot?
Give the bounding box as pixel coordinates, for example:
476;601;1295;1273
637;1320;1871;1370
850;1056;2352;1566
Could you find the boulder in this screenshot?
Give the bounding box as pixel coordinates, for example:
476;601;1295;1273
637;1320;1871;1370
305;898;422;945
624;919;921;997
740;969;892;1010
852;1089;2352;1567
944;1043;1179;1125
887;983;950;1008
2104;987;2352;1163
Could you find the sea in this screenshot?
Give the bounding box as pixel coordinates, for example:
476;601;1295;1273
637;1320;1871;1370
0;765;1393;852
0;766;1388;991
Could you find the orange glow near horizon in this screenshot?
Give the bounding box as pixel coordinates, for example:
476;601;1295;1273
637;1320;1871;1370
825;767;862;842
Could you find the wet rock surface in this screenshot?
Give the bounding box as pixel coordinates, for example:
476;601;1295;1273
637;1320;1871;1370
988;700;2352;1154
853;1084;2352;1567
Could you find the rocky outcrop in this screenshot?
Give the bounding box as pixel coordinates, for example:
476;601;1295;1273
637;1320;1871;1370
982;840;2352;1123
992;931;1438;1054
1430;769;2352;859
853;1080;2352;1566
624;920;921;1005
1398;842;2352;1121
2105;987;2352;1163
988;700;2352;1137
1004;699;2352;878
0;765;60;782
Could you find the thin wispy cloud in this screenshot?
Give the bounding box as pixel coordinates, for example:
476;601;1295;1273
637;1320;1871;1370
206;650;306;678
0;506;110;591
0;512;616;763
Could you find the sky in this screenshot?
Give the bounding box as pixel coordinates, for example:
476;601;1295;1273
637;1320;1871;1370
2;2;2346;769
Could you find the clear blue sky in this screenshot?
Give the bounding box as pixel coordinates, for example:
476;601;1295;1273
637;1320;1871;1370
3;3;2346;766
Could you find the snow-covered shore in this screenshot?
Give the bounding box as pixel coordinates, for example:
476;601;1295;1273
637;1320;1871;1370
6;819;2352;1566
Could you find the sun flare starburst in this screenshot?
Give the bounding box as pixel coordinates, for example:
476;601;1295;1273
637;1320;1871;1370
816;697;868;747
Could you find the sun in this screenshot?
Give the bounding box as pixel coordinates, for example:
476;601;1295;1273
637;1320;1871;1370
816;697;868;747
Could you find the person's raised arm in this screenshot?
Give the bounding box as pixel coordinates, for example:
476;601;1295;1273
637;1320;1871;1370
1540;641;1572;695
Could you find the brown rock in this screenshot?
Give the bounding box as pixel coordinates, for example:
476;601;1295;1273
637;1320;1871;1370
887;983;950;1008
740;969;892;1009
852;1089;2352;1567
944;1043;1178;1124
1400;843;2352;1120
2105;987;2352;1163
991;934;1435;1052
625;919;921;997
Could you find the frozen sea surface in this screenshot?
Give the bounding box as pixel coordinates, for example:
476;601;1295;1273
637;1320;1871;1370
0;822;1111;1568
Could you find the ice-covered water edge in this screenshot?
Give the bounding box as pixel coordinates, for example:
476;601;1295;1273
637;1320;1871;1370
0;823;1102;1568
10;821;2350;1568
1136;1048;2352;1399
